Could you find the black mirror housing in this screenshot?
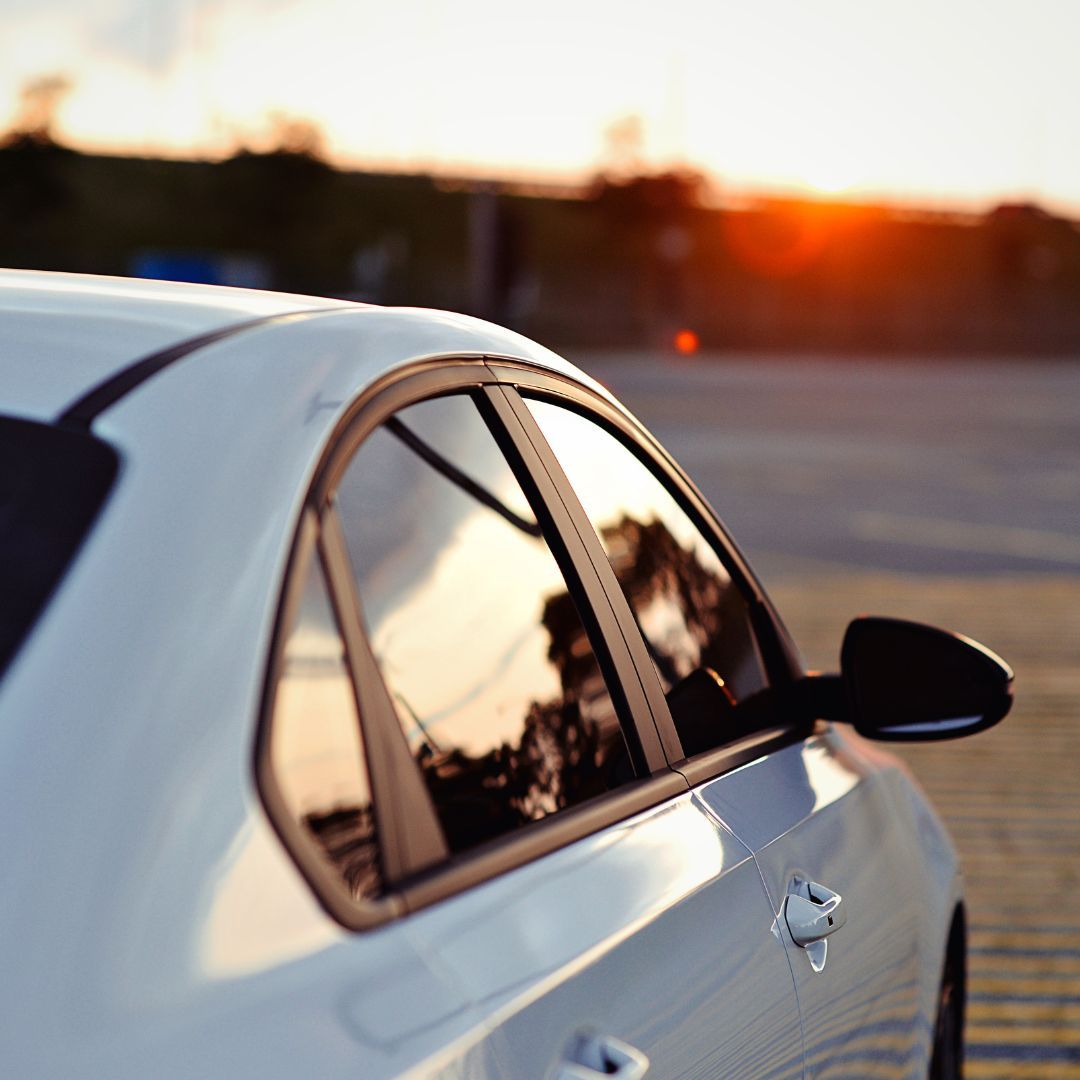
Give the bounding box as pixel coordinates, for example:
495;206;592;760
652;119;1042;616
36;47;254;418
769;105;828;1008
841;616;1013;741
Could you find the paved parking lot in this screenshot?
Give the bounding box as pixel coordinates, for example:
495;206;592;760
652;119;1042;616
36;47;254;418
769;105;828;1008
585;351;1080;1077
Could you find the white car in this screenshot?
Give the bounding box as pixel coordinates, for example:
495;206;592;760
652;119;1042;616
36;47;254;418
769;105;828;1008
0;271;1012;1079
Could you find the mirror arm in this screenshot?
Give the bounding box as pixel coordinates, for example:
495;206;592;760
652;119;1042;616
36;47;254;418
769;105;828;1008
796;672;848;723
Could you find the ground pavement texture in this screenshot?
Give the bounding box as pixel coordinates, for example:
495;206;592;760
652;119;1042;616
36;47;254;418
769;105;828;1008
769;571;1080;1079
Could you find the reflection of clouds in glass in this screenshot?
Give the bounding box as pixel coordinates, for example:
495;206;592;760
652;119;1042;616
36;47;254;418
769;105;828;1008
273;568;371;817
270;556;379;900
528;400;730;585
369;506;563;756
402;396;534;522
340;395;566;757
337;394;627;855
274;678;367;815
636;590;699;679
528;403;661;531
338;397;536;634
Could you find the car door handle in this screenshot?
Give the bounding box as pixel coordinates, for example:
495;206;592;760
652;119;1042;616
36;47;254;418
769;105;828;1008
554;1032;650;1080
785;881;847;948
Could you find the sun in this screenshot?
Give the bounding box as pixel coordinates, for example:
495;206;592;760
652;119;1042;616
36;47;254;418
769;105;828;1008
803;164;858;194
794;141;867;196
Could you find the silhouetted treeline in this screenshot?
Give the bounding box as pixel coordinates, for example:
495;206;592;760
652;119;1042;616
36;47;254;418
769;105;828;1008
3;142;1080;355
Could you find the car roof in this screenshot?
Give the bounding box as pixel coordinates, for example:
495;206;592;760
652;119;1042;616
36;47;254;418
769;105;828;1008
0;269;347;421
0;270;614;424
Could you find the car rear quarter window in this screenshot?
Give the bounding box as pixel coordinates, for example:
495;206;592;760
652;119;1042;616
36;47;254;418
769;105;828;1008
268;551;382;901
333;393;635;858
0;416;118;680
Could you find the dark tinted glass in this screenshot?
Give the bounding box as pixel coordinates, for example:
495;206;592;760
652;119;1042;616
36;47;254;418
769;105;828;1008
527;399;770;753
335;394;632;856
0;416;118;679
269;554;381;901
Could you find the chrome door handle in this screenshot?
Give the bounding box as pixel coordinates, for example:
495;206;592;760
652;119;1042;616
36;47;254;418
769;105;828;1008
554;1032;650;1079
785;882;846;946
785;879;846;972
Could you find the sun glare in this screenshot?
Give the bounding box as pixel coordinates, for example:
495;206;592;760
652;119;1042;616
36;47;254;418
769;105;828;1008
797;149;866;197
802;165;859;195
673;329;700;356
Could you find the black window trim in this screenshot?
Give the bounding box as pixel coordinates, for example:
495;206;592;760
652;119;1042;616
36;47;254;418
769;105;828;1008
483;361;812;782
257;357;686;929
318;505;450;880
257;354;814;930
487;385;683;765
311;362;667;776
476;384;668;774
486;362;802;678
254;507;406;931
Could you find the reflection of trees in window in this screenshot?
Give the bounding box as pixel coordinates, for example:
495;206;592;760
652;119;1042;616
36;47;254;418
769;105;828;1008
601;513;774;753
416;697;619;855
302;804;381;902
408;584;627;857
600;514;733;693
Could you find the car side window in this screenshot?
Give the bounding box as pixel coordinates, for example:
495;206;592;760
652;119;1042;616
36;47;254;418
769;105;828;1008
268;550;382;901
525;398;771;755
333;393;635;858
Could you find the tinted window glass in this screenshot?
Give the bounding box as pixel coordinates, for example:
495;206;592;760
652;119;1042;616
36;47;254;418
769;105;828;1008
0;416;117;680
527;399;770;752
269;554;381;901
335;394;632;856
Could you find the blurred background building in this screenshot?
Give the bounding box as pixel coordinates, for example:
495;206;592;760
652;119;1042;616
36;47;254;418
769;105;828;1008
3;0;1079;354
3;127;1080;354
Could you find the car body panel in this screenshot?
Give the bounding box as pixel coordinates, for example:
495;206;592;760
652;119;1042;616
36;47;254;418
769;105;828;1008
0;274;969;1079
0;269;344;421
0;305;605;1079
0;801;499;1079
0;303;685;1076
695;728;958;1077
402;790;805;1079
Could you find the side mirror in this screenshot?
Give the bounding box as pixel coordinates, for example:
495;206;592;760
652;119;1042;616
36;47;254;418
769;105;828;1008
839;616;1013;741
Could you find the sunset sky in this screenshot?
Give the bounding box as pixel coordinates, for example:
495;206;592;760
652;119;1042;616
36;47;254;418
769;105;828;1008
3;0;1078;214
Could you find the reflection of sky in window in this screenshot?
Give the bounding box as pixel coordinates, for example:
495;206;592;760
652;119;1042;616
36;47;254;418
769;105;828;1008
368;507;565;756
405;395;534;521
272;559;371;819
526;397;769;702
637;592;700;679
337;395;536;631
526;399;730;588
336;395;572;758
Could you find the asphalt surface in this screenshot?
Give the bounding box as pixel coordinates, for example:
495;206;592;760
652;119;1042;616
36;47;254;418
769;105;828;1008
583;353;1080;580
582;351;1080;1078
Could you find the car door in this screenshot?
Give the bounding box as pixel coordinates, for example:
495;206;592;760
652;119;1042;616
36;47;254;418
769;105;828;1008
297;371;805;1078
516;376;925;1079
691;732;926;1078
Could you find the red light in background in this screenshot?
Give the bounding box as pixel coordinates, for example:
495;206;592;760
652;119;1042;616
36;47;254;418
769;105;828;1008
674;328;700;356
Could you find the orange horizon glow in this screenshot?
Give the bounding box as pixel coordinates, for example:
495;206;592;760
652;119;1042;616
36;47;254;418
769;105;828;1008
2;0;1079;218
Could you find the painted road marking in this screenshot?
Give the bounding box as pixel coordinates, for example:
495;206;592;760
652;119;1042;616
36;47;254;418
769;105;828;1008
851;511;1080;565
